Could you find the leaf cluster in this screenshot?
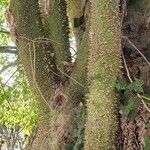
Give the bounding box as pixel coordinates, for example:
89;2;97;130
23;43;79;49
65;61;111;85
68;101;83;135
0;71;38;136
115;77;144;118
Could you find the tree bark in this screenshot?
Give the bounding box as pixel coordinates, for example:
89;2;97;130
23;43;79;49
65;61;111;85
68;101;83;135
84;1;121;149
8;0;89;149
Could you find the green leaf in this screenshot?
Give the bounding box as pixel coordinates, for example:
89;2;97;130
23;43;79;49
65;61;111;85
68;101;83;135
121;97;140;118
65;144;74;150
144;135;150;150
128;78;144;93
115;77;127;90
0;93;5;105
122;90;130;105
23;128;30;136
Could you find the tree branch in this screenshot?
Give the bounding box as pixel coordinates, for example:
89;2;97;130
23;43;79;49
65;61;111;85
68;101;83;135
0;46;17;54
9;0;60;85
0;29;11;34
7;6;66;150
40;0;71;74
66;1;90;104
67;28;89;104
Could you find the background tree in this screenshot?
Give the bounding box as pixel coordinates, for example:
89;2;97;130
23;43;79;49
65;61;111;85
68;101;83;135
0;1;37;149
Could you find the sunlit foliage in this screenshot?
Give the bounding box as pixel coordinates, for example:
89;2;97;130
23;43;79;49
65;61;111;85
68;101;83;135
0;0;37;149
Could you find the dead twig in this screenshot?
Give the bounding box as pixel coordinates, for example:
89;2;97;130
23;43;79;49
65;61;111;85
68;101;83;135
121;49;132;82
0;46;17;54
121;49;150;113
122;36;150;67
57;65;84;88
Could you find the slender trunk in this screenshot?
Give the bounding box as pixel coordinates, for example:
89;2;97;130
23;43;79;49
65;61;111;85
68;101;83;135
84;1;121;149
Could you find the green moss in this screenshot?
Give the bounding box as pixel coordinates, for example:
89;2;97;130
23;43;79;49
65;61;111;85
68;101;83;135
10;0;45;39
9;0;57;115
85;0;121;149
45;0;71;73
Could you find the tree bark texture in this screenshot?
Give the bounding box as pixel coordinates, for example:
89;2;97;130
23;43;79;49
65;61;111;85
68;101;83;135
8;0;89;149
5;0;150;149
84;0;121;150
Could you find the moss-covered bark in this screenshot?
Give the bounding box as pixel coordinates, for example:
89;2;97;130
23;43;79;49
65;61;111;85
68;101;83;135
8;1;59;149
41;0;71;74
8;0;89;149
84;1;121;149
9;0;56;113
8;0;122;149
66;0;90;104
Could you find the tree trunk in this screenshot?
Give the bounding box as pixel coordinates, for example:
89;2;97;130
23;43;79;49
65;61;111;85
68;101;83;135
7;0;89;149
5;0;150;149
84;0;121;150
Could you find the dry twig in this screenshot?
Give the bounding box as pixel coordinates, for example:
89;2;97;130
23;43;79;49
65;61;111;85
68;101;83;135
122;36;150;67
121;49;150;113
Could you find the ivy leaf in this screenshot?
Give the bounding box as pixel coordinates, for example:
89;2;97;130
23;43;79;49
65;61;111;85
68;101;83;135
122;90;130;105
128;78;144;93
115;77;127;90
65;144;74;150
128;107;139;118
121;97;140;118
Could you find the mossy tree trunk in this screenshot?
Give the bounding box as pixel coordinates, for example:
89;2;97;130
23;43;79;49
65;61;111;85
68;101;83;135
84;0;121;150
8;0;89;149
7;0;121;150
